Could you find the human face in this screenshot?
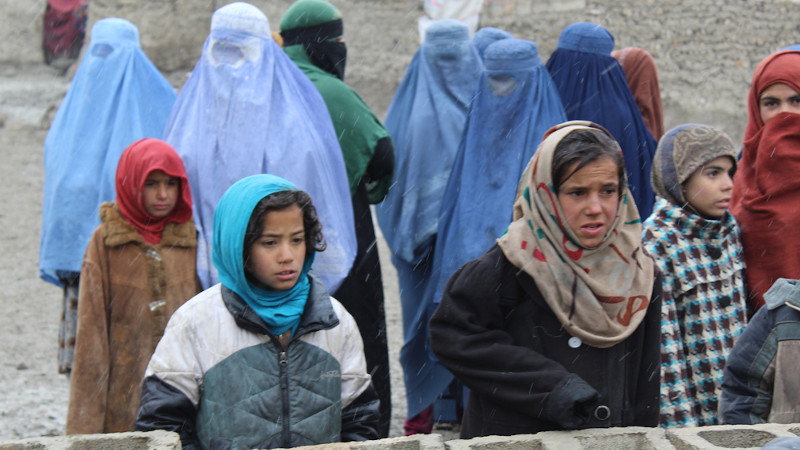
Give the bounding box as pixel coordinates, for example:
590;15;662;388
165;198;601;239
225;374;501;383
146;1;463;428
245;205;306;292
556;158;620;249
683;156;735;219
759;83;800;124
141;170;180;218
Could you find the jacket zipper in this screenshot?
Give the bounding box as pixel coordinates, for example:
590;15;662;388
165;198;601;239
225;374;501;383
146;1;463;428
280;350;290;447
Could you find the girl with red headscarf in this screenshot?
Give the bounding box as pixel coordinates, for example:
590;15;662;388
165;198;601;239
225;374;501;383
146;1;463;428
66;138;201;434
730;49;800;310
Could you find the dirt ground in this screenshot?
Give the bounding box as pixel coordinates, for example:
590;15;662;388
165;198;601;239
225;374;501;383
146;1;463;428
0;62;457;442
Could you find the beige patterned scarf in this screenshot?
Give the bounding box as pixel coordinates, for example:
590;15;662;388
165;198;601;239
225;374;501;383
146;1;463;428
498;121;655;348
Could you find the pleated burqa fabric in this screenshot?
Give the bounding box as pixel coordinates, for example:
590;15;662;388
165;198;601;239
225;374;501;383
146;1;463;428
546;22;657;218
402;38;566;417
163;3;356;291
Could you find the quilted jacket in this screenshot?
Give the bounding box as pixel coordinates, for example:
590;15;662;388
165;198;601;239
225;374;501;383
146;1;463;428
135;273;380;449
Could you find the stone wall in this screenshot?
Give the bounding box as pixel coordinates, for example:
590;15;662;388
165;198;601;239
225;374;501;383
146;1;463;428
5;0;800;142
4;423;800;449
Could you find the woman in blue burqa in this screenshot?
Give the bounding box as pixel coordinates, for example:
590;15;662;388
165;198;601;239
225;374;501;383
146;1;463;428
472;26;512;61
545;22;657;217
163;2;356;292
405;37;567;428
375;18;482;434
39;17;177;376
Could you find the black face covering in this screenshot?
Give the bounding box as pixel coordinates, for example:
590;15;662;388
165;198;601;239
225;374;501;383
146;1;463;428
281;19;347;80
305;41;347;80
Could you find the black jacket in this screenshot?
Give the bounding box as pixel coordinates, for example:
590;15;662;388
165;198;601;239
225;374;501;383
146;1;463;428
429;244;662;438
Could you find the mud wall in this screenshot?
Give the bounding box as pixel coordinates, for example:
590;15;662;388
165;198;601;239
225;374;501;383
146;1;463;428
4;0;800;142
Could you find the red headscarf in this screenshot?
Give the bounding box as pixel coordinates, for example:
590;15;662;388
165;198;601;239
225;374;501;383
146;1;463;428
47;0;87;13
612;47;664;141
115;138;193;245
730;49;800;309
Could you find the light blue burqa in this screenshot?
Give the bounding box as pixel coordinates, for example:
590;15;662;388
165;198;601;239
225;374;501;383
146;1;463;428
402;38;567;417
375;19;482;418
39;17;177;286
164;2;356;291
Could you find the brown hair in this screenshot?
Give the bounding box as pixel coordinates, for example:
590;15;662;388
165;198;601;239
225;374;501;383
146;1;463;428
551;128;625;194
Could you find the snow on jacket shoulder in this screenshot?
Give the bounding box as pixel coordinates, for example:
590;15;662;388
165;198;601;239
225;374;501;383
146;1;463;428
135;273;379;450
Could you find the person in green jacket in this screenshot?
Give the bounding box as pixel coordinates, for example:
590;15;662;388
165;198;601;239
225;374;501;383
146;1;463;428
280;0;395;437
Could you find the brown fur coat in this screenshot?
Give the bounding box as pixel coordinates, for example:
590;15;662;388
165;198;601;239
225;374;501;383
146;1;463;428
66;202;201;434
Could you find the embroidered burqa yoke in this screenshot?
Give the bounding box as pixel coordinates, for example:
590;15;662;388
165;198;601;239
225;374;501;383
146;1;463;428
612;47;665;141
546;22;657;218
375;18;482;418
164;2;356;291
403;38;566;417
643;124;748;427
40;17;176;286
730;49;800;309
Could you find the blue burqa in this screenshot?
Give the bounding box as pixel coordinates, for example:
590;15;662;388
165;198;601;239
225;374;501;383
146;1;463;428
163;2;356;291
545;22;657;217
39;18;177;286
401;38;567;417
377;19;481;268
375;19;482;418
472;26;512;60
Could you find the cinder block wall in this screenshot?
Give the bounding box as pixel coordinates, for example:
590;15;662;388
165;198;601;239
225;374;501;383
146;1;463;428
5;0;800;141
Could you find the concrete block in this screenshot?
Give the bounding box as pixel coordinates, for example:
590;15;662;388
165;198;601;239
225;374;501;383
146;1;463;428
666;423;800;450
445;434;547;450
0;430;181;450
445;427;674;450
285;433;445;450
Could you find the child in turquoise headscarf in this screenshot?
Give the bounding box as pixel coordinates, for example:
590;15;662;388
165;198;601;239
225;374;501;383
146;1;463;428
136;174;380;449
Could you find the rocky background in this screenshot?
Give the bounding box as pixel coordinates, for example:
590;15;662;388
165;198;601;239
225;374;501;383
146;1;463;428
1;0;799;441
5;0;800;142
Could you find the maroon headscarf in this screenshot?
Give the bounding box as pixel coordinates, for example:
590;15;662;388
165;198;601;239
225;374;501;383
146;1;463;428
47;0;86;13
115;138;193;245
730;49;800;309
612;47;664;140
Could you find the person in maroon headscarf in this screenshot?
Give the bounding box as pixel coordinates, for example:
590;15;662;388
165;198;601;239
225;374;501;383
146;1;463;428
730;49;800;311
42;0;88;70
66;138;201;434
612;47;665;141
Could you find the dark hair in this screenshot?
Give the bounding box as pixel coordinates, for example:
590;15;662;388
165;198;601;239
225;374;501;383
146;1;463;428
551;128;625;193
242;189;326;267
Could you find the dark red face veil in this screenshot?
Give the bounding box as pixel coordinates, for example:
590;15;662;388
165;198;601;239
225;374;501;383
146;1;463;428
731;50;800;309
115;138;193;245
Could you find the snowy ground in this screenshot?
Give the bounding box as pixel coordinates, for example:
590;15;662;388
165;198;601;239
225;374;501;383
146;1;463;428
0;62;457;442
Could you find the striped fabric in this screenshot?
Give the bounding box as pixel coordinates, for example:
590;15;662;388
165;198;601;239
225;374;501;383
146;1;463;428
643;198;748;427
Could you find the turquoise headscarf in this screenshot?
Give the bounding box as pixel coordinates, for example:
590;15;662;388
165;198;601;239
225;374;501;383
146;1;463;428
212;174;315;335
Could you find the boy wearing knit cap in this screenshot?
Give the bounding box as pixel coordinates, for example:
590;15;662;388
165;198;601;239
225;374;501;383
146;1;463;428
642;124;748;428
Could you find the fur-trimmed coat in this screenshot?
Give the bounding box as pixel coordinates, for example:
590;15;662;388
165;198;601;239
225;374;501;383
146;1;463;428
66;202;201;434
